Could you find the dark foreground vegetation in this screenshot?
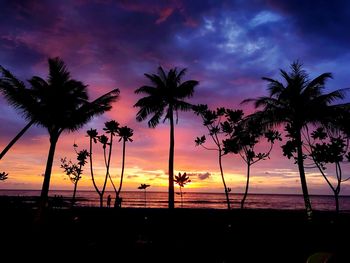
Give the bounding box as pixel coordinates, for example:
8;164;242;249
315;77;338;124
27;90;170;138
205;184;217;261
0;199;349;262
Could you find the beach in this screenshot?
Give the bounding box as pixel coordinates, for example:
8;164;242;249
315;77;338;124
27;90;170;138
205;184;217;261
1;200;349;262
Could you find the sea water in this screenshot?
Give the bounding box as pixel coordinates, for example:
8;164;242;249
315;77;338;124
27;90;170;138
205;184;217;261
1;189;350;211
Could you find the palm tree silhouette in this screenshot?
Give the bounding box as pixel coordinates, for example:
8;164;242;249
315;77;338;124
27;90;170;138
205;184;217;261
174;172;191;208
0;172;8;181
87;120;120;207
138;183;150;208
115;126;134;208
134;66;199;209
243;61;348;216
0;58;119;208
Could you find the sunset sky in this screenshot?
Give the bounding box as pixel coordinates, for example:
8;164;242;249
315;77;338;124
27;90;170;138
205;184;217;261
1;0;350;195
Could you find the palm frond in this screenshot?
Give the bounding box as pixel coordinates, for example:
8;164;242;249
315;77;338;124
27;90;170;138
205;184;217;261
48;57;70;85
148;108;164;128
261;77;285;97
313;88;349;105
0;67;38;121
157;66;167;83
306;73;332;90
144;73;166;90
173;100;193;112
176;80;198;99
176;68;187;82
0;66;26;89
134;85;158;95
279;69;292;85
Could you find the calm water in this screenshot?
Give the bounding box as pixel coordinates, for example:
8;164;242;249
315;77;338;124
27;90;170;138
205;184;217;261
1;189;350;211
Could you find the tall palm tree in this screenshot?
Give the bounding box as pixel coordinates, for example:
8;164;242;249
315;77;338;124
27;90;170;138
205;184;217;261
0;58;119;207
134;66;199;209
243;61;348;215
88;121;119;208
115;126;133;207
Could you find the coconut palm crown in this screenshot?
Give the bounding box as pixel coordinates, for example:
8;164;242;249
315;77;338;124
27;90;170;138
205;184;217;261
243;61;349;215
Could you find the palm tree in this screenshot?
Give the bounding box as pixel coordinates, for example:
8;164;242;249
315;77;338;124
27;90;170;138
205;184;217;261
138;183;150;208
0;172;8;181
174;172;191;208
243;61;348;216
134;66;199;209
87;120;119;207
115;126;134;208
0;58;119;208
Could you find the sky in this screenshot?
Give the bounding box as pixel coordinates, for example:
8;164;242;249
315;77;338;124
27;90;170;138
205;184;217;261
1;0;350;195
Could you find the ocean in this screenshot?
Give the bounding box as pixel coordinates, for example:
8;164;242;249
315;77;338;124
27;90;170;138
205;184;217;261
1;189;350;211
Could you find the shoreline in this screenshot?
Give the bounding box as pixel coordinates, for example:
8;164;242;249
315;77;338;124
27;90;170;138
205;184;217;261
1;188;350;197
1;193;350;213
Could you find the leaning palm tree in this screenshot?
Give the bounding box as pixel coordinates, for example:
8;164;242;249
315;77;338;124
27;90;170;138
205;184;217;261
115;126;134;208
0;58;119;208
134;66;199;209
243;61;348;216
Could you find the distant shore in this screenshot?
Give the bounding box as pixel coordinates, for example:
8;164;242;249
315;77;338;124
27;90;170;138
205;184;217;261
0;199;349;262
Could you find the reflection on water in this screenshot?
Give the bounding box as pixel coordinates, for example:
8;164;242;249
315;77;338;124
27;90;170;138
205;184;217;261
0;189;349;211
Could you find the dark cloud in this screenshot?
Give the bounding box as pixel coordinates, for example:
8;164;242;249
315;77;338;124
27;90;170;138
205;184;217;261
2;0;349;123
187;172;211;180
268;0;350;60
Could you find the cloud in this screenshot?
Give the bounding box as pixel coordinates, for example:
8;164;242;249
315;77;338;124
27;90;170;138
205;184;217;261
187;172;211;180
155;7;174;24
1;0;350;194
127;175;139;179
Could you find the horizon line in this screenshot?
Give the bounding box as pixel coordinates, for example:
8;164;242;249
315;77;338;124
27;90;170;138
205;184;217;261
0;188;348;197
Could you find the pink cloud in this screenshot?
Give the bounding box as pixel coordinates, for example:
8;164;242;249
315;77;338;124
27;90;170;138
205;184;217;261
155;7;175;24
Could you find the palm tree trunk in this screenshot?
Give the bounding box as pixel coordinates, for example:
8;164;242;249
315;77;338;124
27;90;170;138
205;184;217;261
180;186;183;208
219;150;230;210
335;191;339;214
144;189;147;208
100;135;113;207
241;163;250;209
72;181;78;205
168;106;175;209
40;133;59;208
71;164;82;206
117;139;126;196
99;193;103;208
296;130;312;216
0;120;34;160
89;137;102;202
